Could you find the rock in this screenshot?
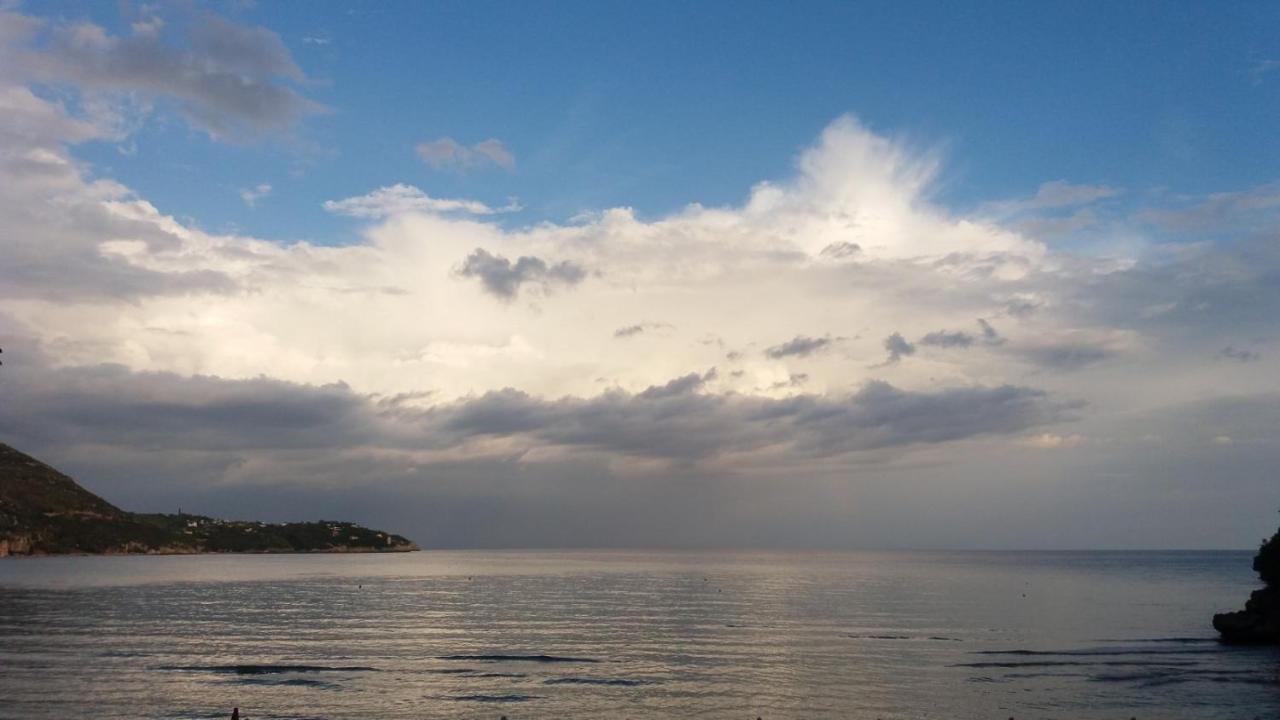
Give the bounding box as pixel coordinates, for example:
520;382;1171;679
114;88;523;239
1215;526;1280;644
1214;587;1280;643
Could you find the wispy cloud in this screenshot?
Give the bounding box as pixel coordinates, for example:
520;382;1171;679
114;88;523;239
239;183;271;208
323;184;519;218
1250;59;1280;85
765;335;835;359
1029;180;1120;209
614;322;672;339
416;137;515;172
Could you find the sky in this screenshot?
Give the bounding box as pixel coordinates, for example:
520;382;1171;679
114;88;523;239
1;1;1279;549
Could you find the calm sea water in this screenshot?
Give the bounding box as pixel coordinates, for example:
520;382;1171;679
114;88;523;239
0;550;1275;719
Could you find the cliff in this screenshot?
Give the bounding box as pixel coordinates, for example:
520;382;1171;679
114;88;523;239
0;443;418;557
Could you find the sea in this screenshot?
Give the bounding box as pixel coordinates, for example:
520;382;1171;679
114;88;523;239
0;550;1275;719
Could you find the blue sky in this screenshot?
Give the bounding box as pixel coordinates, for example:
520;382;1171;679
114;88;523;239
47;1;1280;245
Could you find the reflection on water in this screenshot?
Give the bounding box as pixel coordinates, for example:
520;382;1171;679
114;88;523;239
0;550;1277;719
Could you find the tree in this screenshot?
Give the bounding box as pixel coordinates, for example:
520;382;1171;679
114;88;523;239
1254;526;1280;586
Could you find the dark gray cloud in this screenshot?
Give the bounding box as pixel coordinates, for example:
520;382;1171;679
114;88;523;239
458;248;587;300
882;332;916;363
0;352;1068;469
1219;345;1261;362
919;330;974;349
1004;298;1041;318
436;373;1068;463
1019;343;1114;371
978;319;1004;345
11;10;322;139
765;335;834;359
10;350;1277;550
918;320;1004;350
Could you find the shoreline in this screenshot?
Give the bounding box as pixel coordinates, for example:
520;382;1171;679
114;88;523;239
0;546;420;559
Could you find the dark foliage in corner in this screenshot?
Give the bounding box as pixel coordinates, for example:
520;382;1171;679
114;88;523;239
1214;514;1280;643
1253;528;1280;586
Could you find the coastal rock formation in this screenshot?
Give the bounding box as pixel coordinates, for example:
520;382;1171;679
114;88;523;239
0;442;418;557
1213;526;1280;643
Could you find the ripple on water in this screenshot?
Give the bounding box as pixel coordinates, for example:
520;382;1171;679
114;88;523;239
436;654;598;663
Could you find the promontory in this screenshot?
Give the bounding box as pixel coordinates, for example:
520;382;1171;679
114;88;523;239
0;442;418;557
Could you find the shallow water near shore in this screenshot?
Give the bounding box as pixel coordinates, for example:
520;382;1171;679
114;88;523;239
0;550;1276;719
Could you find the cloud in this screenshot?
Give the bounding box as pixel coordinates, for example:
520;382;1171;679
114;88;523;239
457;248;588;300
614;322;671;339
1219;345;1260;362
416;137;515;172
919;329;974;349
1013;208;1100;238
819;241;861;259
4;8;323;140
239;183;271;208
0;355;1068;467
438;377;1070;463
1019;343;1115;371
1250;59;1280;85
917;320;1005;350
882;333;916;364
1029;180;1120;209
1138;183;1280;231
977;319;1002;344
0;89;238;300
1020;432;1085;449
976;181;1120;231
323;184;516;218
5;96;1280;548
764;335;834;359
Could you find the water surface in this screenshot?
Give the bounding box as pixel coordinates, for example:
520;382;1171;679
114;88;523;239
0;550;1275;719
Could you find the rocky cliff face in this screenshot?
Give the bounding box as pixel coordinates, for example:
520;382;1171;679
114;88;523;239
0;533;35;557
1214;528;1280;643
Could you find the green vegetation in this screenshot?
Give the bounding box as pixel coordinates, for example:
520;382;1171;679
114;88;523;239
0;443;417;556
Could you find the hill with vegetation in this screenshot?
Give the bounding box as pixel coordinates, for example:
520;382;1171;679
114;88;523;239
0;443;417;557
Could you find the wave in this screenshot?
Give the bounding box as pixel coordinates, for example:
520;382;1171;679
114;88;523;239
447;694;541;703
425;668;528;678
438;654;598;663
974;648;1220;657
849;634;964;642
1094;637;1217;644
164;664;378;675
1090;668;1278;687
230;677;337;689
957;660;1203;669
543;677;653;686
